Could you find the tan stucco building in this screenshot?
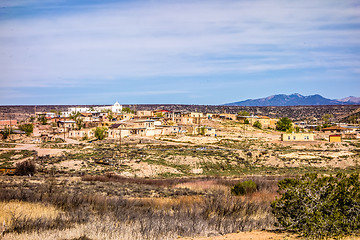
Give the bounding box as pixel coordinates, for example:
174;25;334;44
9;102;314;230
281;133;314;141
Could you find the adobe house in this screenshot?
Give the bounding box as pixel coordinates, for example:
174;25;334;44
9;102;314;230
119;113;135;121
153;110;169;117
281;133;314;141
79;113;93;122
343;132;358;139
40;134;57;142
189;112;204;118
174;116;194;125
160;125;182;135
132;120;155;136
193;126;216;136
68;128;96;139
0;120;18;129
206;113;214;119
107;124;131;139
164;111;182;119
57;120;75;130
219;113;237;120
322;126;349;134
258;116;278;129
237;115;278;129
179;112;206;125
33;125;52;136
136;110;153;117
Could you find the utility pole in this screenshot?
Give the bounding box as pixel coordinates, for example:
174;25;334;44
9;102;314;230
198;115;201;135
9;111;12;140
119;125;122;161
63;122;66;142
116;124;123;167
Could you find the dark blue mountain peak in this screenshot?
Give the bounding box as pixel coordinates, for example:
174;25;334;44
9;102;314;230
224;94;359;106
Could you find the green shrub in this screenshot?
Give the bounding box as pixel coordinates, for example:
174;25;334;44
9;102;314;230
276;117;292;132
271;173;360;239
238;111;249;116
94;127;107;140
38;115;47;125
197;126;206;135
231;180;257;195
55;138;65;143
253;121;262;129
82;133;88;141
1;127;11;139
18;123;34;136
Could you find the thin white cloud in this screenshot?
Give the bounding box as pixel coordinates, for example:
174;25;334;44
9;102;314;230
0;0;359;88
0;0;60;8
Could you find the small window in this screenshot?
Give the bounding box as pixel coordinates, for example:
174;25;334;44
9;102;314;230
293;136;296;140
288;136;290;140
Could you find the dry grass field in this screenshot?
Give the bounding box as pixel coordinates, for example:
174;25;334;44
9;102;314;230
0;175;278;240
0;122;359;239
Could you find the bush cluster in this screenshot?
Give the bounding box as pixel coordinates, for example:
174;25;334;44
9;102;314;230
276;117;292;132
231;180;257;195
271;173;360;239
253;121;262;129
94;127;107;140
0;180;275;238
18;124;34;136
15;160;36;176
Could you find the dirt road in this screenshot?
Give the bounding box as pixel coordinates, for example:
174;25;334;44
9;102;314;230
0;143;68;156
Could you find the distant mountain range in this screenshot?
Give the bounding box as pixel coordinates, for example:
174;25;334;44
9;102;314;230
224;93;360;106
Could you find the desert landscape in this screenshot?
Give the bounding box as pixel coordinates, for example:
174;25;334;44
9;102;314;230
1;1;360;239
0;104;359;240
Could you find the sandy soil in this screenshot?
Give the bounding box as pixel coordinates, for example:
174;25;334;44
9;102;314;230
125;161;182;177
0;143;68;156
55;159;85;171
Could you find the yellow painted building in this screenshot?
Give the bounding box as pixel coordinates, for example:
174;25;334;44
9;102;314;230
329;135;341;142
237;115;278;129
281;133;314;141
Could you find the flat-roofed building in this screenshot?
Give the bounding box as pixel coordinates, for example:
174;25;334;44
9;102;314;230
281;133;314;141
0;120;18;129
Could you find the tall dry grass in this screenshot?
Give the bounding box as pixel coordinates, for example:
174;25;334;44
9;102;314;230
0;200;59;225
0;176;278;240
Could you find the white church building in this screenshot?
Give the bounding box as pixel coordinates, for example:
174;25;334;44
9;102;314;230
64;102;123;116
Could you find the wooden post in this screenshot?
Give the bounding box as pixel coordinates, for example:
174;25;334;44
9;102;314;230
119;126;122;163
9;111;12;140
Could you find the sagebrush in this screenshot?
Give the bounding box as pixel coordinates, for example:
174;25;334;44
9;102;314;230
271;173;360;239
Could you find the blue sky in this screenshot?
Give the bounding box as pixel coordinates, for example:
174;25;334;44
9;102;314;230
0;0;359;105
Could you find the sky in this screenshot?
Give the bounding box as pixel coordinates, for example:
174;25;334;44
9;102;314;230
0;0;359;105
